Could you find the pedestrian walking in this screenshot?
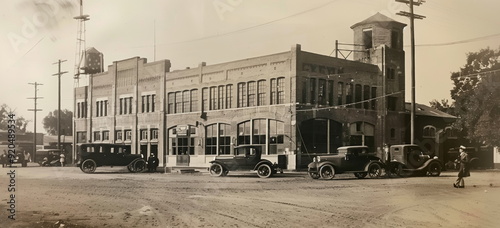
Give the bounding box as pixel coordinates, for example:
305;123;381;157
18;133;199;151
1;150;7;168
454;145;470;188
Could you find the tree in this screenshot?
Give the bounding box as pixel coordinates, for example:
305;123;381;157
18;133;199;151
449;46;500;146
429;99;456;116
0;104;29;133
42;109;73;136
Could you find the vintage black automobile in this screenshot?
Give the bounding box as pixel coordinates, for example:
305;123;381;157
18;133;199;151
77;143;146;173
209;145;285;178
384;144;442;177
307;146;384;179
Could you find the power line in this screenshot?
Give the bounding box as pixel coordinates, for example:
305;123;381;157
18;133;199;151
409;33;500;48
129;0;338;49
296;90;404;112
452;68;500;80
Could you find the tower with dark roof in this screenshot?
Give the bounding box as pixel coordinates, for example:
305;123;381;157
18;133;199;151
351;13;406;113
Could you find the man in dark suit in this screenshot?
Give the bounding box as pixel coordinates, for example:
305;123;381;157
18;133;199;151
454;146;470;188
147;153;159;172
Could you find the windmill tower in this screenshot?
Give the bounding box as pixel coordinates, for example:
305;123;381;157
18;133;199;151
73;0;89;87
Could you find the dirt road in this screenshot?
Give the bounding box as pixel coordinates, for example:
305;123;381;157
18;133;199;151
1;167;499;228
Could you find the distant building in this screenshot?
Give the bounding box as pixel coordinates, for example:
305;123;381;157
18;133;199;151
74;13;460;170
0;130;43;160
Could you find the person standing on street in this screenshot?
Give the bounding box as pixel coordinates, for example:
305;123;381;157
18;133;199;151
454;145;470;188
1;150;7;168
147;153;159;172
59;154;66;167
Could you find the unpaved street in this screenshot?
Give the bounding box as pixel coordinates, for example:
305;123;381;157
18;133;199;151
1;167;499;228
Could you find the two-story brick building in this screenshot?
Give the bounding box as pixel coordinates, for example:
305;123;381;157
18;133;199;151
74;13;456;170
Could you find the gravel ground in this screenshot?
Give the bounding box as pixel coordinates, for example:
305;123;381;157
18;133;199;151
1;166;499;228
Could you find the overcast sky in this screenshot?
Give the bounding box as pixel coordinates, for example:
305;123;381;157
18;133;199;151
1;0;499;134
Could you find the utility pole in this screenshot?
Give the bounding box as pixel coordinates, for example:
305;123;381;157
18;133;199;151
53;60;68;151
396;0;425;144
28;82;43;161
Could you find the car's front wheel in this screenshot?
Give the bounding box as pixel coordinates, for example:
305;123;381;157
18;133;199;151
209;163;224;177
80;159;96;173
308;167;320;179
256;164;272;178
319;165;335;179
132;159;146;173
427;162;441;176
368;163;382;178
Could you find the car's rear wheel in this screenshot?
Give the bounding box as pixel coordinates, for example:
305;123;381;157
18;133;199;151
427;162;441;176
209;163;224;177
368;163;382;178
308;167;320;179
354;172;367;179
80;159;96;173
256;164;272;178
132;159;146;173
319;165;335;179
386;163;402;178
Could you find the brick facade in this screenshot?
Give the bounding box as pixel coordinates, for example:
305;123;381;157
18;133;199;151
74;14;456;170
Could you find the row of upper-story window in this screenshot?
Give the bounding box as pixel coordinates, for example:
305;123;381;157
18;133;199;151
76;129;159;143
302;77;399;111
75;94;156;118
167;77;285;114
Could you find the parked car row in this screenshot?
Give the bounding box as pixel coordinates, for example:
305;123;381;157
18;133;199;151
307;145;442;180
75;143;443;180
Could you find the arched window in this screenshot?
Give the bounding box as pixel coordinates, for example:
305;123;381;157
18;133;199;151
205;123;232;155
205;124;217;155
269;120;284;154
237;121;251;145
423;126;436;138
168;126;195;155
444;127;457;139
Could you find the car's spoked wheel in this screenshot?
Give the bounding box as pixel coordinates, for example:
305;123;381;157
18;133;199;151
386;163;399;178
319;165;335;179
209;163;224;177
368;163;382;178
427;162;441;176
354;172;367;179
308;167;320;179
132;159;146;173
80;159;96;173
127;164;134;172
256;164;272;178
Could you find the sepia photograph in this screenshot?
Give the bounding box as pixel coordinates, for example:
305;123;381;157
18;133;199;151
1;0;499;227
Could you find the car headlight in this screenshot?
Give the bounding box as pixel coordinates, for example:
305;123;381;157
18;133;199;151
313;156;321;162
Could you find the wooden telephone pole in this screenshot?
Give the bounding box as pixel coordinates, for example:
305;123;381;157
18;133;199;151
53;60;68;151
28;82;43;161
396;0;425;144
